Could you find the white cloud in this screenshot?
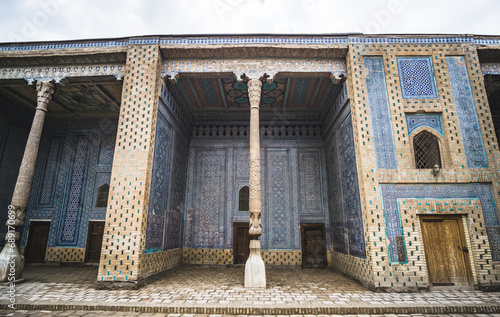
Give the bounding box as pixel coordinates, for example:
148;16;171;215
0;0;498;42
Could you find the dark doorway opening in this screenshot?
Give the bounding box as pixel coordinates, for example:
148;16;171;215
85;221;105;263
233;222;250;264
301;223;327;268
25;221;50;263
420;215;473;288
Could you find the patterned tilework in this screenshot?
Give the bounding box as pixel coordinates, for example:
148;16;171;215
364;57;397;169
381;184;500;263
397;57;438;99
2;35;500;53
396;199;500;289
145;114;173;252
340;114;366;258
20;118;117;250
267;150;292;249
406;113;443;136
98;132;116;164
45;247;85;262
298;150;323;216
140;248;182;278
262;250;302;266
330;250;373;287
182;248;233;265
37;135;64;206
348;42;500;290
98;45;163;283
185;138;328;252
446;56;488;168
325;126;346;254
57;134;91;246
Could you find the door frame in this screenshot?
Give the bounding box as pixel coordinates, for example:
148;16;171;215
419;214;474;288
24;219;51;263
233;222;250;265
85;220;105;263
300;223;327;268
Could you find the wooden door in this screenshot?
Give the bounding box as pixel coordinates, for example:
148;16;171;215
420;216;472;287
25;221;50;263
301;223;327;268
86;221;105;263
233;222;249;264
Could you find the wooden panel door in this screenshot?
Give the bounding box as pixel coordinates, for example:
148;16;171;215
86;221;105;263
420;216;472;287
301;223;327;268
233;222;249;264
25;221;50;263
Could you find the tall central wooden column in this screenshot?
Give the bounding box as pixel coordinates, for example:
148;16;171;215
245;78;266;288
0;81;54;282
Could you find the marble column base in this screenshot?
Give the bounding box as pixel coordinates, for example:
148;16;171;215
244;239;266;288
0;241;25;283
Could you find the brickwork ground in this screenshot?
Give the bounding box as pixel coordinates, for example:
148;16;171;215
0;266;499;315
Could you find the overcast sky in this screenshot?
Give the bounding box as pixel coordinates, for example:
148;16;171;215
0;0;498;43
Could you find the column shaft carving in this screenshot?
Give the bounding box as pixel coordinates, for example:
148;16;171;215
0;81;54;283
247;79;262;237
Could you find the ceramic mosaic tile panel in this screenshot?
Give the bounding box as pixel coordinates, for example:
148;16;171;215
397;57;438;99
364;57;397;169
446;56;488;168
406;113;443;136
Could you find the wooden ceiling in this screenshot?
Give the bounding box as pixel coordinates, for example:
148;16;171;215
0;76;122;117
175;72;337;115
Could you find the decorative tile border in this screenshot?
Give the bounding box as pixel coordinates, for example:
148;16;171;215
406;113;443;136
45;247;85;262
482;63;500;75
380;183;500;263
262;250;301;266
140;248;182;278
446;56;488;168
1;36;500;53
364;56;398;169
182;248;233;265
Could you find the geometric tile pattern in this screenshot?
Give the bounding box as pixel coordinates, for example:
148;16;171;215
145;114;173;252
381;183;500;263
446;56;488;168
364;57;398;169
267;150;292;249
37;135;63;206
140;248;182;278
57;134;91;246
397;57;438;99
45;247;86;262
340;113;366;258
406;113;443;136
181;248;302;266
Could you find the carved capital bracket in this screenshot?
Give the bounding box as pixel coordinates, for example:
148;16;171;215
36;81;55;111
247;79;263;109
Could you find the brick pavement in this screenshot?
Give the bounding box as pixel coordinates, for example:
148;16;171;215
0;265;499;315
1;312;500;317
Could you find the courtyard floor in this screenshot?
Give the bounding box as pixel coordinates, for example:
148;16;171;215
0;265;499;315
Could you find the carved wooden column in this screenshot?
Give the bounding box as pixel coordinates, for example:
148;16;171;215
0;81;54;283
245;78;266;288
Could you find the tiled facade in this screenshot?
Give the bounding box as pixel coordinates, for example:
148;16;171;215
1;34;500;291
